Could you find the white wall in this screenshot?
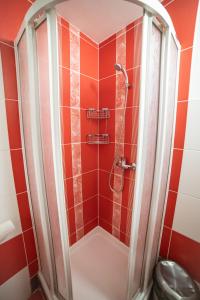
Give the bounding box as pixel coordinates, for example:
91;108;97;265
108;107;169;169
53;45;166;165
0;52;22;243
0;268;31;300
172;2;200;245
0;51;31;298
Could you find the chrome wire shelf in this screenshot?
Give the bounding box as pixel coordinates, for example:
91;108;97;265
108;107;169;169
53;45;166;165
87;134;109;144
87;108;110;119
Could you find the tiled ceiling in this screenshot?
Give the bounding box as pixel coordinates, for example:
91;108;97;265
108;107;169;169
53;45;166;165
56;0;143;43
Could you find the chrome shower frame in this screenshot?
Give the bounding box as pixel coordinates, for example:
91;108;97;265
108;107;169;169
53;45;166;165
15;1;181;299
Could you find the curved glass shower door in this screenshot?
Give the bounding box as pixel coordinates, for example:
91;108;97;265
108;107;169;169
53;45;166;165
127;14;180;300
18;30;54;293
16;1;180;300
16;11;73;300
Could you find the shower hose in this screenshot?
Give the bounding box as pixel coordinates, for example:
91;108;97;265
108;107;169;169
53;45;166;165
109;80;129;193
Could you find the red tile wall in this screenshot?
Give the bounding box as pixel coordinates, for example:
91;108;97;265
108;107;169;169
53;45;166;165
59;16;142;247
0;0;38;286
58;16;142;247
58;17;99;245
160;0;200;283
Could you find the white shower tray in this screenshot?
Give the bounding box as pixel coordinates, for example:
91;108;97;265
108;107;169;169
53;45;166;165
70;226;129;300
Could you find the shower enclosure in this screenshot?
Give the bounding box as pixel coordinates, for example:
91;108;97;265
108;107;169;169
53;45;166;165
15;0;180;299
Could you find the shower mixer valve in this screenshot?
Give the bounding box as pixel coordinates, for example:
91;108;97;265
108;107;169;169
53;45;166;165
116;157;136;170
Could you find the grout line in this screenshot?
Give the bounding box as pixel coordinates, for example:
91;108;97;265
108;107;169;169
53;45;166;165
60;105;139;110
110;106;139;110
168;189;178;194
100;194;133;211
99;168;135;181
64;168;98;180
28;258;38;266
10;147;22;151
99;217;130;237
70;216;98;237
173;147;183;151
99;65;141;81
164;224;172;230
181;46;193;52
23;226;33;234
28;257;38;266
30;273;38;280
67;194;98;211
5;98;18;102
62;142;89;145
59;65;98;82
167;228;173;258
16;190;27;196
60;64;140;83
21;232;29;271
109;142;137;145
80;36;99;49
60;106;98;110
28;257;38;278
0;40;14;48
164;0;176;8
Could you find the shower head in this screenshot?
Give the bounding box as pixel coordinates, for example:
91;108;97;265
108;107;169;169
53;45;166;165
114;63;123;72
114;63;129;87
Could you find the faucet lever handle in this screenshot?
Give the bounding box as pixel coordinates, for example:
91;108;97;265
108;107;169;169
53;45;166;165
117;157;136;170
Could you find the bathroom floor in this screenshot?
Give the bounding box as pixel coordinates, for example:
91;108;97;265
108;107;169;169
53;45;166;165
70;227;129;300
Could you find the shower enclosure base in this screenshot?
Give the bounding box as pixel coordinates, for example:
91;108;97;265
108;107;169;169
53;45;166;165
70;226;129;300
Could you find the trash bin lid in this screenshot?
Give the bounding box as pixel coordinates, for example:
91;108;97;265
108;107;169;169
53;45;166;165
155;260;200;300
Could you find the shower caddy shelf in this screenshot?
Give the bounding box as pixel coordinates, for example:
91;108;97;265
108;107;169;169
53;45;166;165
86;108;110;144
86;108;110;119
87;134;109;144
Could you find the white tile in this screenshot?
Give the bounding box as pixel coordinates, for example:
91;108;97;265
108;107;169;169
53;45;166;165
189;46;200;100
0;193;22;243
0;267;31;300
0;150;21;242
70;226;129;300
173;193;200;243
189;1;200;100
184;101;200;150
0;100;10;151
179;150;200;199
0;47;9;152
0;150;16;196
0;52;5;101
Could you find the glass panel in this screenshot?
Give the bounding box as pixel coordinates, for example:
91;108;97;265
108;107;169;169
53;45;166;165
151;34;179;277
142;33;179;290
18;32;52;287
129;22;162;297
35;20;68;298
